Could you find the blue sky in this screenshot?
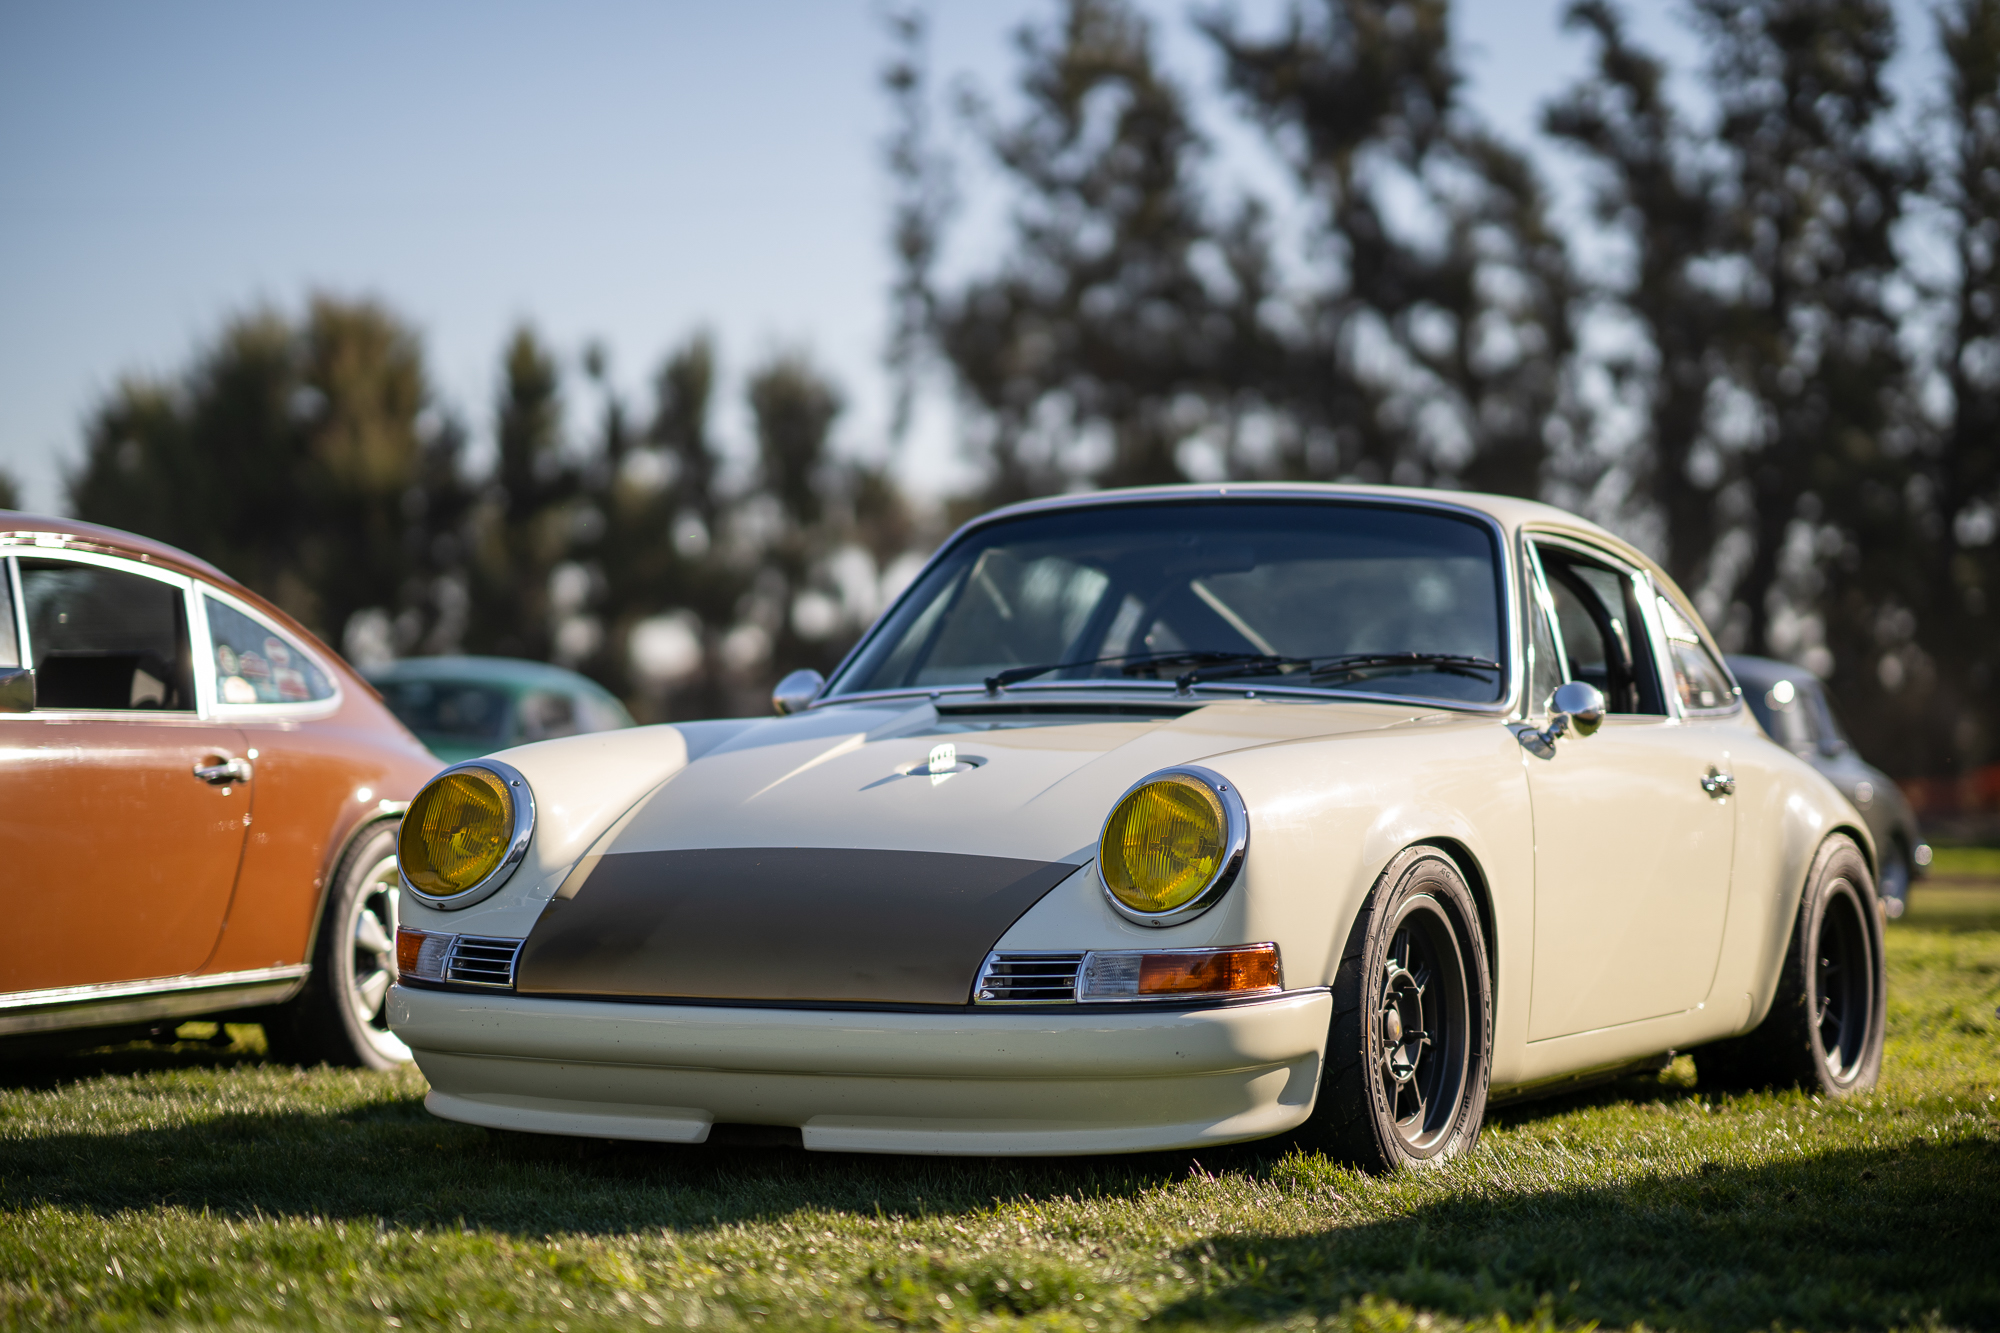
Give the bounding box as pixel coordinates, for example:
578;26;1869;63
0;1;1927;513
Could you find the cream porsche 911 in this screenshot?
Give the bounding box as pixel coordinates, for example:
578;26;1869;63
386;484;1885;1170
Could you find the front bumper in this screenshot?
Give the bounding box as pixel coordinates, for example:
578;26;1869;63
388;984;1332;1155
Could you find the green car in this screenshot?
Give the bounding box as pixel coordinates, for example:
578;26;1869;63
363;656;635;764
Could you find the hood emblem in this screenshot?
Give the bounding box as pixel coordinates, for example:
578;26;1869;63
880;741;986;787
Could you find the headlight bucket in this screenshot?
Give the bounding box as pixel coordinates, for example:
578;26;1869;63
398;758;536;910
1097;764;1247;927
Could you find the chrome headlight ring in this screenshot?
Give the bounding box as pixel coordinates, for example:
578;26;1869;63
1097;764;1249;928
398;757;537;911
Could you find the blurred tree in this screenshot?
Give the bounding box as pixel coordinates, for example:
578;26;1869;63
1545;0;1731;589
463;327;576;661
1694;0;1912;751
1209;0;1576;494
1900;0;2000;777
0;469;21;511
749;352;847;677
68;297;438;645
883;7;957;450
932;0;1260;502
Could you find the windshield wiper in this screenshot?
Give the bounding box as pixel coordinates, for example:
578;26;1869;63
983;650;1281;695
1307;652;1502;682
1173;651;1502;692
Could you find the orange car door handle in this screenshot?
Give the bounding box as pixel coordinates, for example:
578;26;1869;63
193;756;253;785
1700;768;1735;798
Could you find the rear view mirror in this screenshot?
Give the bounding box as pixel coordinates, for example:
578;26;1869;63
0;666;33;713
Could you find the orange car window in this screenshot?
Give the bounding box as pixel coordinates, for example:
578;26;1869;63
19;558;195;710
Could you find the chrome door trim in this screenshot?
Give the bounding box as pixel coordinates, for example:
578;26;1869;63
4;555;24;670
0;964;310;1037
0;963;310;1010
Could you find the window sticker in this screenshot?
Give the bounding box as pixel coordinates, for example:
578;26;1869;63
206;598;334;704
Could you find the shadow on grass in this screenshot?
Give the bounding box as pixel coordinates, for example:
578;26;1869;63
0;1039;1247;1232
1160;1139;2000;1332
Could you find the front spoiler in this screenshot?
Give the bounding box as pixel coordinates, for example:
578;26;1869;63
388;984;1332;1155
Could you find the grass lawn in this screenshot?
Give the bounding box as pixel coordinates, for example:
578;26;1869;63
3;887;1997;1332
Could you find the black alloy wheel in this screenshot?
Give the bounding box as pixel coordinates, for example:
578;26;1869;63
1694;833;1885;1096
1301;846;1492;1171
1375;898;1473;1155
1811;876;1876;1087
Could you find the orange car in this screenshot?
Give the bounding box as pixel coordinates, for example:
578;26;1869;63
0;513;439;1067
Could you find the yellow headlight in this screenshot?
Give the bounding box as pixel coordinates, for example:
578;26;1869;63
1100;775;1228;915
400;768;514;897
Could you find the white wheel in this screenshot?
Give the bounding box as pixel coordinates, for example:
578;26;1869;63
337;848;412;1065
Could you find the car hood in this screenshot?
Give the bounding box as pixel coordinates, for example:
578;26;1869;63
514;695;1423;1006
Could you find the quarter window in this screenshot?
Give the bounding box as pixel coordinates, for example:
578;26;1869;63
206;597;335;704
1656;597;1737;712
1531;545;1667;715
19;558;195;710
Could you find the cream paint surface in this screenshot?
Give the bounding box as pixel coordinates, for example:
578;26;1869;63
399;724;690;940
603;698;1424;866
1522;713;1738;1040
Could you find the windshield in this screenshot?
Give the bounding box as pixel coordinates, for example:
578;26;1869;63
828;500;1506;704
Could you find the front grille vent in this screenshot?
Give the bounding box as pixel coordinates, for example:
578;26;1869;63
974;951;1084;1004
445;936;524;989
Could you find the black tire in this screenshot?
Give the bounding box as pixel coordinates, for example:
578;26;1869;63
1878;839;1911;919
1296;846;1493;1171
262;824;411;1071
1693;833;1884;1096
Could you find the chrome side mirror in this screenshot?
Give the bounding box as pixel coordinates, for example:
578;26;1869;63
771;668;825;716
1552;680;1606;737
1518;680;1605;758
0;667;31;714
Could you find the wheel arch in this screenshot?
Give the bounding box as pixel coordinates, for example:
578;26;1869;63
1740;822;1879;1034
299;808;406;969
1409;836;1499;995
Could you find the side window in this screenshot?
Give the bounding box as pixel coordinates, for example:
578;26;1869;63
19;558;195;710
206;597;335;704
1656;596;1737;712
518;690;579;743
1532;545;1667;715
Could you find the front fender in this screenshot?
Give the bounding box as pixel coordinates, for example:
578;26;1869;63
988;715;1535;1080
398;724;696;939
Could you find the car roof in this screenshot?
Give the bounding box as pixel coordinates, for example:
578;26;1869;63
956;482;1700;603
0;510;237;585
363;654;619;698
970;482;1616;540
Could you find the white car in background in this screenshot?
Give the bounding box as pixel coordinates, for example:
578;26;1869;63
386;484;1885;1170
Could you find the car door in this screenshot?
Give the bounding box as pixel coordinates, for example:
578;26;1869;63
0;552;251;993
1520;537;1740;1040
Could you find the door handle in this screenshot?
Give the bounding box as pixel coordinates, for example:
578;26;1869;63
193;755;252;785
1701;767;1734;798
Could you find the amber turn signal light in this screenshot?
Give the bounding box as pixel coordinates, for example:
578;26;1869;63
1078;943;1281;1001
396;927;452;981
